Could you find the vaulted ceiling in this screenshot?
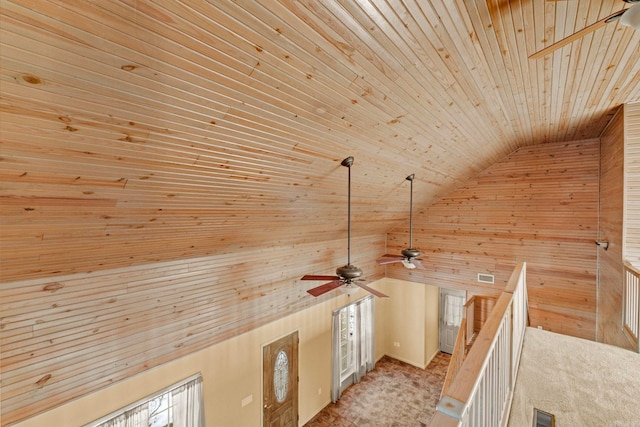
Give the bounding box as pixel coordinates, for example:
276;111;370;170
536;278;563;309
1;0;639;282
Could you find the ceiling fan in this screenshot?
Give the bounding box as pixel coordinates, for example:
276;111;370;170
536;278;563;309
300;156;388;298
376;174;424;270
530;0;640;59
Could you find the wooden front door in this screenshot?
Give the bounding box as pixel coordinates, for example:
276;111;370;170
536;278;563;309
263;331;298;427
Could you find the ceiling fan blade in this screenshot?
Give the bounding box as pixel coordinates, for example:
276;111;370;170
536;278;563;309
411;259;425;269
354;282;389;298
301;275;340;281
529;9;626;59
307;280;343;297
376;254;404;265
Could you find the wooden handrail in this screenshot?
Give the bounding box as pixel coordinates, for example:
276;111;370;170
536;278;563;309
431;262;527;426
504;262;525;294
441;317;467;396
443;292;513;404
440;295;480;397
624;260;640;275
464;296;475;345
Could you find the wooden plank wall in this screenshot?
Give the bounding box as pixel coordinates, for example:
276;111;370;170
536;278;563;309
472;295;499;333
625;102;640;264
0;235;385;426
1;0;638;287
597;108;629;348
386;139;600;340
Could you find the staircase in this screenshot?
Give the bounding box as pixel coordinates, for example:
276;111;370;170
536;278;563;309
440;294;498;397
431;262;529;427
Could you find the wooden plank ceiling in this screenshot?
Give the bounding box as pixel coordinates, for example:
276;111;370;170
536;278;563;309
1;0;639;282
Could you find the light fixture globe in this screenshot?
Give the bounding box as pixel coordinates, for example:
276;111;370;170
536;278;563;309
339;282;361;295
401;259;417;269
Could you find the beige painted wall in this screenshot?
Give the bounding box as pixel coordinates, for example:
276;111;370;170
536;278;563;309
424;285;440;365
381;278;424;367
378;279;440;368
13;278;438;427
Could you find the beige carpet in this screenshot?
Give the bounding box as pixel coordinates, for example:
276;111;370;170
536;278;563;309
508;327;640;427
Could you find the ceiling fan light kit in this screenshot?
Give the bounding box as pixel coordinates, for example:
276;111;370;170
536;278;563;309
401;259;417;269
339;283;361;296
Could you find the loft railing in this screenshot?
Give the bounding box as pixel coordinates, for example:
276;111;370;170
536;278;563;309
465;297;475;346
623;262;640;352
441;295;501;397
429;262;528;427
441;297;474;396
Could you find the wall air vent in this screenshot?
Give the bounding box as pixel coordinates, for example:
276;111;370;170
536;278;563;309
533;408;555;427
477;273;495;284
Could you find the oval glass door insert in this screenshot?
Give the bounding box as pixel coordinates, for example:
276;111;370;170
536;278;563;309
273;350;289;402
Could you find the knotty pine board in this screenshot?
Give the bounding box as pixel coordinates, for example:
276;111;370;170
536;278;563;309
597;105;635;350
0;235;385;425
386;139;600;340
625;102;640;264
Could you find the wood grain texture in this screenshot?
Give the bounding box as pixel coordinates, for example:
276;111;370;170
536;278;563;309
625;102;640;265
597;104;636;350
0;0;638;283
386;140;600;340
473;295;499;333
0;235;385;425
1;0;639;424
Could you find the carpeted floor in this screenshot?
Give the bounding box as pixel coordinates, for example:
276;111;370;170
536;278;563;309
304;352;451;427
508;327;640;427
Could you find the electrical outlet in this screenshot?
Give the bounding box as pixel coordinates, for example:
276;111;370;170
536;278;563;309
318;388;322;395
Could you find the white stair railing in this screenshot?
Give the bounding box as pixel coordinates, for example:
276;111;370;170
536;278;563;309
623;262;640;352
429;262;528;427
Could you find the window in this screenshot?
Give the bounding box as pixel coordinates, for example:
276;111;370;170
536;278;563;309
339;304;357;380
149;391;172;427
86;374;204;427
331;294;375;402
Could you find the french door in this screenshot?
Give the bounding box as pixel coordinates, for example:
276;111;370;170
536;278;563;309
331;295;374;402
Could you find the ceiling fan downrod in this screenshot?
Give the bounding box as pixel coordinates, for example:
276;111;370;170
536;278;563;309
341;156;354;267
402;174;420;260
338;156;363;282
407;174;415;250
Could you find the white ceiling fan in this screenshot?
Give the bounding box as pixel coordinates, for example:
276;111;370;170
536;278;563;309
530;0;640;59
